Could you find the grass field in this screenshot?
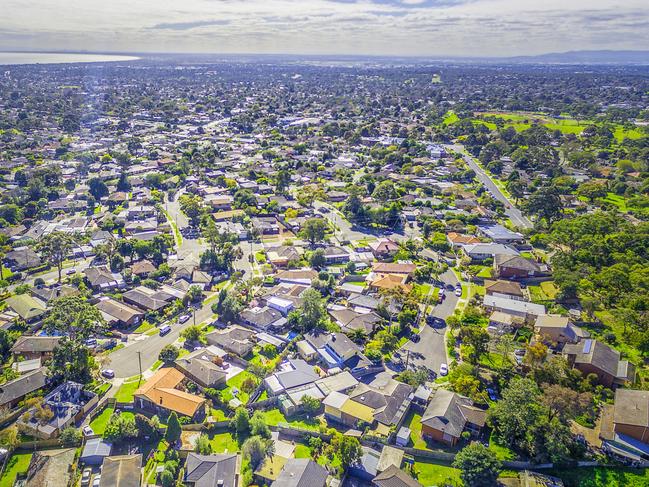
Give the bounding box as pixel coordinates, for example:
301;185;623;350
603;193;629;212
90;406;114;434
0;453;32;487
549;466;649;487
221;370;256;404
114;376;143;402
209;430;240;454
443;111;459;125
259;408;323;431
403;410;428;449
412;459;462;486
489;431;516;461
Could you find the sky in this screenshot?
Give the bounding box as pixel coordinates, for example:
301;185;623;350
2;0;649;57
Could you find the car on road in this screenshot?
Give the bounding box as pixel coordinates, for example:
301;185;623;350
81;468;91;486
454;285;462;297
428;316;444;328
159;324;172;336
101;369;115;379
82;425;94;437
178;314;191;324
439;363;448;376
439;293;446;303
66;268;77;275
410;333;420;343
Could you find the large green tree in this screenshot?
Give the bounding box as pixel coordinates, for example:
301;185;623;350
43;295;106;342
453;442;502;487
37;231;76;282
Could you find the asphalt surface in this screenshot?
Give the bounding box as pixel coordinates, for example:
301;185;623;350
447;144;533;230
398;268;459;375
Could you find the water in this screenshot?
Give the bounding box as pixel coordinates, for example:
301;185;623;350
0;52;139;65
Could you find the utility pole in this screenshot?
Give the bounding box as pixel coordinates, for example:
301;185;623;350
405;349;410;370
137;351;142;383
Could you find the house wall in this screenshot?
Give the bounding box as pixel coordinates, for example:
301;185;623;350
421;424;458;446
497;266;533;279
615;423;649;444
573;363;615;388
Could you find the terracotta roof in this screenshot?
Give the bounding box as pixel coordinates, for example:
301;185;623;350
372;262;417;275
370;274;412;293
135;368;205;417
447;232;481;245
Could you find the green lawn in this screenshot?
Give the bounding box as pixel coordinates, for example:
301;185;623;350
209;431;240;454
443;111;459;125
403;410;428;450
549;466;649;487
260;409;323;431
210;408;228;421
412;459;462;486
133;321;154;333
603;193;628;212
222;370;256;405
529;283;558;303
0;453;32;487
488;431;515;461
115;377;143;403
90;406;115;435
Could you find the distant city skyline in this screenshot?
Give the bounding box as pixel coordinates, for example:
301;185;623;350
2;0;648;57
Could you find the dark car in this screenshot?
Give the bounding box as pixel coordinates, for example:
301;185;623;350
410;333;421;343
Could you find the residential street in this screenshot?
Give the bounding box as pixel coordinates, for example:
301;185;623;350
447;143;533;230
398;268;459;375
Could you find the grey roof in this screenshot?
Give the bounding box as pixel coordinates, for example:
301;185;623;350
563;339;625;378
614;389;649;427
11;336;61;355
0;368;47;406
350;380;413;426
374;465;423;487
495;254;542;272
100;454;142;487
276;359;319;390
81;438;112;459
184;453;238;487
175;351;227;388
271;459;328;487
421;389;486;439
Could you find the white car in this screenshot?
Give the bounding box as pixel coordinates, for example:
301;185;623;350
92;474;101;487
454;287;462;297
81;468;91;486
178;314;191;324
82;425;94;437
440;363;448;376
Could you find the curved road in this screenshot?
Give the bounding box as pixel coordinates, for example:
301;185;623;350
446;144;533;230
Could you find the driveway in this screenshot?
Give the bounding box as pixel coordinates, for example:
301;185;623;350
398;269;460;375
446;144;533;230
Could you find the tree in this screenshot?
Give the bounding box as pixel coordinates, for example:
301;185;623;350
213;290;243;324
135;414;159;439
397;368;430;388
49;338;95;383
43;296;106;342
577;181;608;203
334;435;362;469
299;218;328;246
453;442;502;487
250;411;271;438
105;412;139;442
37;231;76;282
242;435;274;469
288;288;327;332
165;412;182;444
372;180;398;202
194;433;212;455
59;427;82;446
541;384;591;422
88;177;109;200
0;329;16;360
159;344;179;363
178;194;204;226
117;172;132;192
301;395;321;415
231;407;250;436
0;425;19;449
181;325;205;344
309;248;326;269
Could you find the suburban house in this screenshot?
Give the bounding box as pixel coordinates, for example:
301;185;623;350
562;339;635;388
462;243;519;261
265;245;304;267
80;438;112;466
274;269;318;286
23;448;77;487
328;307;382;335
11;336;60;360
371;262;417;278
174;346;229;389
600;389;649;461
374;464;423;487
4;247;43;271
304;331;379;377
477;223;524;244
184;453;240;487
271;459;328;487
5;294;47;322
84;266;125;291
264;358;320;396
134;367;207;421
484;280;526;301
534;315;589;346
0;367;48;408
19;381;98;439
494;254;545;279
446;232;481;247
483;295;545;322
368;273;412;294
322;245;350;263
95;297;145;328
240;306;287;332
420;389;487;446
369;239;400;259
100;454;143;487
348;378;413;432
205;325;256;357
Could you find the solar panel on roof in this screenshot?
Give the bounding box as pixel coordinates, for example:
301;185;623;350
583;339;593;354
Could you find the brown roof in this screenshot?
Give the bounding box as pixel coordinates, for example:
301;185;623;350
131;260;156;276
135;368;205;417
370;274;412;293
374;465;423;487
447;232;481;245
484;280;524;297
372;262;417;275
100;454;142;487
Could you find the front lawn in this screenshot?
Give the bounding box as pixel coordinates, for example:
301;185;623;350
488;431;515;461
90;406;115;435
260;408;323;431
0;453;32;487
115;377;143;402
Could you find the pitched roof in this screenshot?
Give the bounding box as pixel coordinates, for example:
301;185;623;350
614;389;649;427
184;453;238;487
563;339;630;379
484;279;524;297
495;254;542;272
374;465;423;487
11;336;61;354
372;262;417;275
25;448;76;487
370;274;412;293
134;368;205;417
100;454;142;487
5;294;47;320
96;298;144;323
0;368;47;406
421;389;486;439
271;458;328;487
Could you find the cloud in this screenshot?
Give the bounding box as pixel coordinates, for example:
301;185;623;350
150;19;230;30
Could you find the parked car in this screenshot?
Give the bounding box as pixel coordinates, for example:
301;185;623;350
85;338;97;348
101;369;115;379
66;268;77;275
82;425;94;437
410;333;421;343
81;468;91;486
178;314;191;324
159;324;172;336
487;387;498;401
439;363;448;376
92;474;101;487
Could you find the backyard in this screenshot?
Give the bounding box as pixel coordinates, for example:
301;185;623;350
0;453;32;487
